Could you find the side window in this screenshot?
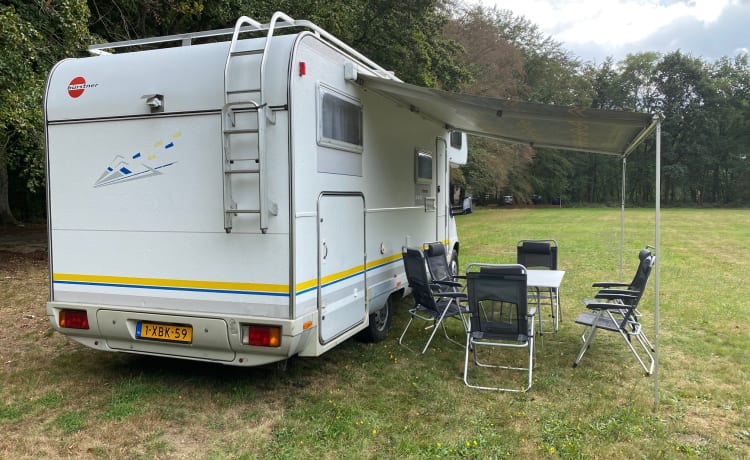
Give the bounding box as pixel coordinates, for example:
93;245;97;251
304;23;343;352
318;85;363;153
450;131;462;149
415;150;433;184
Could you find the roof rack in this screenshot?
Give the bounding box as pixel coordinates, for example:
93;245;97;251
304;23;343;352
88;11;397;81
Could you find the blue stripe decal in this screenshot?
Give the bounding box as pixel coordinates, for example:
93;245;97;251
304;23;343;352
54;280;290;297
366;257;402;273
55;258;401;298
132;152;141;159
296;269;366;296
295;258;401;296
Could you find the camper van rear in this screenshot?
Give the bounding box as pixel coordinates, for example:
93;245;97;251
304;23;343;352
44;13;466;366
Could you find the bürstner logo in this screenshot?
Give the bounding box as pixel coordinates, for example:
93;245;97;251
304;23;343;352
67;76;98;98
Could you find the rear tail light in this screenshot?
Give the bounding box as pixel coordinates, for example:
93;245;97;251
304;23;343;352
241;324;281;347
59;309;89;329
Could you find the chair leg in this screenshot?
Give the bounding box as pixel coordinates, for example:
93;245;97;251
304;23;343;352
423;300;462;353
421;314;445;354
572;310;602;367
398;315;416;347
463;333;472;387
464;337;534;392
618;326;655;375
525;335;534;392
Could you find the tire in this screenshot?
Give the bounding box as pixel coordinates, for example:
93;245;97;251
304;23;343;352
356;296;392;343
449;250;459;277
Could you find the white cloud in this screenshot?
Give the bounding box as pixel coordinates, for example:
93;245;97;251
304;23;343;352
479;0;749;62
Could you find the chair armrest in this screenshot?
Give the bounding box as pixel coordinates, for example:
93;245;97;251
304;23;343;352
433;280;463;288
431;291;466;300
595;289;639;300
592;281;629;288
586;301;636;311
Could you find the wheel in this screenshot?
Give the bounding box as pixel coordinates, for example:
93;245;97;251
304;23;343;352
449;250;459;277
355;296;392;343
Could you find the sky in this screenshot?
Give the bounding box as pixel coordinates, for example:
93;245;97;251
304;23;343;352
479;0;750;64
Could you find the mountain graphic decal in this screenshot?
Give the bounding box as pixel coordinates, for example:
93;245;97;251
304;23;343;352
94;132;182;187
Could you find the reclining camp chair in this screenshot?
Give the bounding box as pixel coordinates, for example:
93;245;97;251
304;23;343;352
463;264;536;392
399;247;468;354
572;247;656;375
517;239;559;333
424;242;463;289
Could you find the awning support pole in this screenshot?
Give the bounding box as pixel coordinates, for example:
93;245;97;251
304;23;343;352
654;115;662;408
620;156;627;280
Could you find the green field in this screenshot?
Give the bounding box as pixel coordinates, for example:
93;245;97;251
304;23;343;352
1;208;748;458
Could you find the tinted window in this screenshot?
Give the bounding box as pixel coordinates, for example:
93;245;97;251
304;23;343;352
320;91;363;151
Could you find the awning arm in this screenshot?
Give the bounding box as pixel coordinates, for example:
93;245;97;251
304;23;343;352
463;130;628;156
623;116;659;157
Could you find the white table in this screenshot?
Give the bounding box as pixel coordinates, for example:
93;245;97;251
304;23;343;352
527;269;565;333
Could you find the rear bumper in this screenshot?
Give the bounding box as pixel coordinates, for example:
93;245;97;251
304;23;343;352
46;301;315;366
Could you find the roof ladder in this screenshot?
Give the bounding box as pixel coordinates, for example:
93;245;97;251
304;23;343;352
221;13;293;233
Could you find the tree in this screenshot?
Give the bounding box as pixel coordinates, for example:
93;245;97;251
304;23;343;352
0;0;91;224
700;55;750;204
86;0;470;90
0;6;39;224
443;4;524;98
652;51;707;203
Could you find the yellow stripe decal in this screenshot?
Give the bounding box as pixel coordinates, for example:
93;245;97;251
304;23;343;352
294;253;403;294
54;253;404;298
54;273;289;296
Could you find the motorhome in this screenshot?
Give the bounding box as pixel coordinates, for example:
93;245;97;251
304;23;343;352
44;13;467;366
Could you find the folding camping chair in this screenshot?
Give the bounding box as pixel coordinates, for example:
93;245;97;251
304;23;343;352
517;239;559;333
424;241;463;288
463;264;536;392
399;247;468;354
572;247;656;375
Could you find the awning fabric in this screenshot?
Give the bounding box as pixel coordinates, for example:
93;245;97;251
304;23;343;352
357;74;657;156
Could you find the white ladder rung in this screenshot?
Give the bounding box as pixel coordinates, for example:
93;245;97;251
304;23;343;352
224;128;259;134
229;49;264;57
225;169;259;174
226;89;261;95
225;209;260;214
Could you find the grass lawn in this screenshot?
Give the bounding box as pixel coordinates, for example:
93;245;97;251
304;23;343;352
1;208;748;458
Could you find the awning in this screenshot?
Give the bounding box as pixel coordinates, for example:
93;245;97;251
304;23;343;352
357;73;657;157
357;73;663;407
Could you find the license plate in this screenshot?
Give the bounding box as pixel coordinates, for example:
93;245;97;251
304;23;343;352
136;321;193;343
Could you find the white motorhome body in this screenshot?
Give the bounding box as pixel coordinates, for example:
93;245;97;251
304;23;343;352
44;14;467;366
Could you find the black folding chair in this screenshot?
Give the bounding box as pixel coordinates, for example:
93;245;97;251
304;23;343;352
399;247;468;354
517;239;559;333
573;247;656;375
463;264;536;392
424;241;463;288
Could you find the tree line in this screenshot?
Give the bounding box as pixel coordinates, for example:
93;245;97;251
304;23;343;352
2;0;748;224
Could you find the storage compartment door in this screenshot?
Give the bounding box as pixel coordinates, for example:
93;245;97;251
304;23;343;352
317;193;366;344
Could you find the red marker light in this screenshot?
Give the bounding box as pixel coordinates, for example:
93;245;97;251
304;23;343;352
299;61;307;76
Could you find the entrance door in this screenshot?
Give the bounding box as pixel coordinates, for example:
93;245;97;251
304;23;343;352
317;193;366;344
